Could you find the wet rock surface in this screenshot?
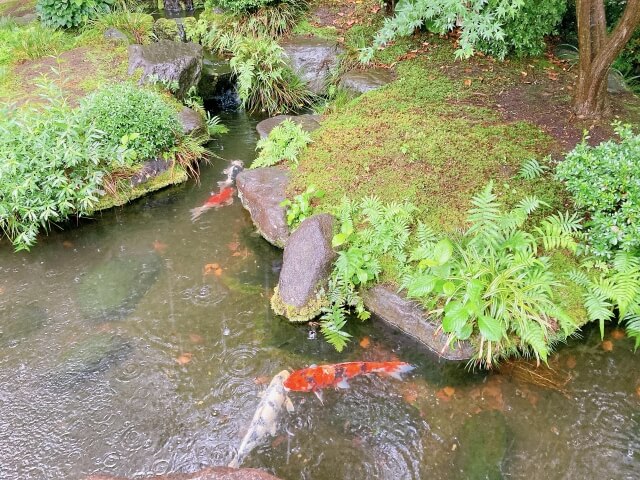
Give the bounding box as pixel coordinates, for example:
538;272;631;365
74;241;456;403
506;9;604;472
128;40;203;99
104;27;129;43
256;114;322;139
271;214;336;321
153;18;185;42
340;68;394;94
178;106;206;137
130;159;173;187
86;467;282;479
200;55;234;101
236;167;290;248
361;284;474;361
280;36;343;94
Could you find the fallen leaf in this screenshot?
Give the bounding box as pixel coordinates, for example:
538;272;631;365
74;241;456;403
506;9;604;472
271;435;287;448
636;385;640;398
463;79;472;87
436;389;452;402
443;386;455;397
153;240;168;254
189;333;203;344
203;263;220;275
520;71;528;77
214;268;223;277
566;355;577;369
611;329;625;340
227;241;240;252
371;5;380;13
62;240;74;248
359;336;371;349
176;353;193;365
602;340;614;352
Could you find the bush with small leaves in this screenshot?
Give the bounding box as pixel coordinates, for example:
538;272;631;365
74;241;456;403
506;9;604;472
37;0;116;29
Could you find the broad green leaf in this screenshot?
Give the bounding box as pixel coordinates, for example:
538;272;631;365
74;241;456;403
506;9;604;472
478;315;503;341
433;238;453;265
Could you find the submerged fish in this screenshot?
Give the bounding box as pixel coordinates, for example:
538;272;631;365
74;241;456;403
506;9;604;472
284;361;415;403
190;186;235;221
218;160;244;189
228;370;294;468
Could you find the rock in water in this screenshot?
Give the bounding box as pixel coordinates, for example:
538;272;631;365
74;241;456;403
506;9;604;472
455;410;509;480
271;214;336;322
75;254;163;321
280;36;343;94
256;114;321;139
128;40;203;99
236;167;290;248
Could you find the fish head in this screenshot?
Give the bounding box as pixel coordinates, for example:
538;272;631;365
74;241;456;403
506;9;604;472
283;368;315;392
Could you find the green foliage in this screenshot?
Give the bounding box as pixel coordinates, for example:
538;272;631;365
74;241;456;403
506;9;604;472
322;196;417;351
280;184;324;229
230;37;313;114
252;119;312;168
569;252;640;349
90;9;153;43
556;123;640;258
517;157;549;180
78;82;182;160
0;22;75;63
400;183;582;366
37;0;115;29
206;0;274;14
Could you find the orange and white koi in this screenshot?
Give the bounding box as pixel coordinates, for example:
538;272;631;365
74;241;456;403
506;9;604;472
284;361;414;403
190;186;235;221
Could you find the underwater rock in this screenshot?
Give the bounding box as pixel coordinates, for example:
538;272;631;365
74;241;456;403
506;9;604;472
236;167;290;248
75;253;163;321
86;466;282;479
340;68;395;95
0;303;47;347
178;106;206;136
280;36;343;94
455;410;509;480
256;114;321;139
271;214;335;322
128;40;203;99
104;27;129;43
361;284;474;361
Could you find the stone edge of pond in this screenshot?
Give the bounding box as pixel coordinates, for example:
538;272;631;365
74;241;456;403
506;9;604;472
237;166;473;361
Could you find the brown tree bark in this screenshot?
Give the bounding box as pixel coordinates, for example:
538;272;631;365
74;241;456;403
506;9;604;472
574;0;640;118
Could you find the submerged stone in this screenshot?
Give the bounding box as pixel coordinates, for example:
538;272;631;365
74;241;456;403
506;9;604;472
340;68;395;95
75;253;163;321
455;410;509;480
236;167;290;248
280;36;343;94
256;114;322;139
128;40;203;99
0;303;47;347
271;214;336;322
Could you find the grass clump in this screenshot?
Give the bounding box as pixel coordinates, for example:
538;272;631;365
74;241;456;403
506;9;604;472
252;119;312;168
89;9;153;44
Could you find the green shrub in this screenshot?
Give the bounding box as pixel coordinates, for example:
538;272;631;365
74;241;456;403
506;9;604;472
0;22;75;64
252;119;312;168
206;0;275;14
556;123;640;258
230;37;313;114
37;0;116;29
78;83;182;160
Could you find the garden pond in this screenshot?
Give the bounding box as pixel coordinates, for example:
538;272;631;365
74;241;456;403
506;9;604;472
0;109;638;480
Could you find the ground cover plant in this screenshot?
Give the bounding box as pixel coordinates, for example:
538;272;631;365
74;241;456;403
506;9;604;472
252;119;312;168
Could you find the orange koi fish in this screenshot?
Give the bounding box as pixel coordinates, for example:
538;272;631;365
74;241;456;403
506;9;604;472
190;186;235;221
284;361;414;403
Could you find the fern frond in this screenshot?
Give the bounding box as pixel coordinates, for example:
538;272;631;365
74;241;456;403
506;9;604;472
623;313;640;350
517;157;548;180
466;182;502;246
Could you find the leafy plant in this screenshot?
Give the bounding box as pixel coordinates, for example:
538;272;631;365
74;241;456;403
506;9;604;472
78;82;182;161
280;184;324;229
230;37;314;115
89;9;153;43
252;119;312;168
37;0;116;29
206;0;275;14
517;157;549;180
400;183;582;366
205;112;229;137
556;123;640;258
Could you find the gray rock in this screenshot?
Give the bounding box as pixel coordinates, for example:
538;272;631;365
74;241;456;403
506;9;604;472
86;466;282;479
178;106;206;137
340;68;394;94
608;70;630;94
200;55;234;101
236;167;290;248
153;17;185;42
130;159;172;187
104;27;129;43
456;410;509;480
280;36;343;94
361;284;474;361
256;114;322;139
13;13;37;25
128;40;203;99
272;214;336;321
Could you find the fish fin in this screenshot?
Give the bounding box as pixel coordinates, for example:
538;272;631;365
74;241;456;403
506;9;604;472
336;379;350;389
285;397;294;413
313;389;324;405
385;363;416;380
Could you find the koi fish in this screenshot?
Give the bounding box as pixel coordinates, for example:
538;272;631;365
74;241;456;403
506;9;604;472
228;370;294;469
284;361;415;404
190;186;235;221
218;160;244;189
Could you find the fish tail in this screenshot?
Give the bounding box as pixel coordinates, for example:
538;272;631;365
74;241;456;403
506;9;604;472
190;205;209;221
368;362;415;380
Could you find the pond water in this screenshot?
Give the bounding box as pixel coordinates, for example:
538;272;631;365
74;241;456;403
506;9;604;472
0;109;638;480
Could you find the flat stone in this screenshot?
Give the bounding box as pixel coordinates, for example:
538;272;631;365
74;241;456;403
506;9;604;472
104;27;129;43
256;114;322;139
340;68;394;94
361;284;474;361
280;36;343;94
85;466;282;480
178;106;206;137
272;214;336;321
128;40;203;99
236;167;290;248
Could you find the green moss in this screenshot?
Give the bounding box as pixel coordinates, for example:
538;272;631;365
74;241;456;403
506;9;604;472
270;285;329;322
153;17;181;41
292;20;338;41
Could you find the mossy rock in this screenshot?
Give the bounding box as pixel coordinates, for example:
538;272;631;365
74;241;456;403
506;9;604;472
270;285;328;323
153;18;182;42
0;303;47;347
76;253;163;320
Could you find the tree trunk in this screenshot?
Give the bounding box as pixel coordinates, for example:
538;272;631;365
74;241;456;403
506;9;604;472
574;0;640;118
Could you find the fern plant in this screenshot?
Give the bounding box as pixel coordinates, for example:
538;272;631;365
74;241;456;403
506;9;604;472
252;119;312;168
400;182;582;366
517;157;549;180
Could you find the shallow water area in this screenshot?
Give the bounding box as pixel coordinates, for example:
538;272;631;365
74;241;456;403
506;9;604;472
0;109;638;480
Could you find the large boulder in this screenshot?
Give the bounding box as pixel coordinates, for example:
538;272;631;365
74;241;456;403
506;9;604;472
153;17;185;42
178;106;206;137
256;114;322;139
86;466;282;480
361;284;474;361
340;68;394;95
128;40;203;99
280;36;343;94
236;167;290;248
271;214;336;322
